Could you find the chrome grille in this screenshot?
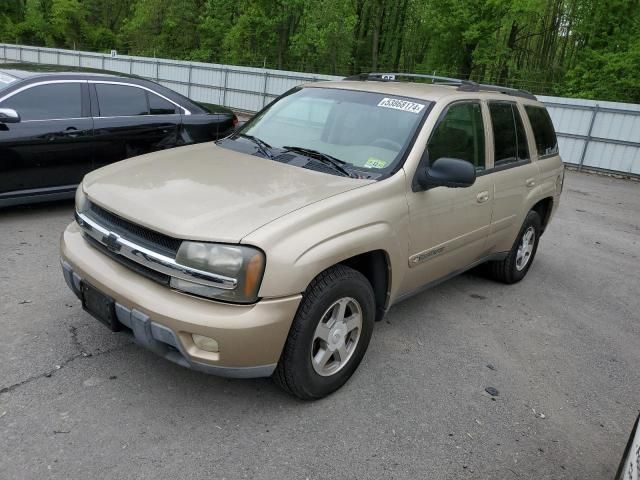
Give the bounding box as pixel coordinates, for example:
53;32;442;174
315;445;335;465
84;235;171;286
87;202;181;257
76;208;238;291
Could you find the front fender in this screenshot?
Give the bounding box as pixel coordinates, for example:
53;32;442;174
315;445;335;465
243;173;410;301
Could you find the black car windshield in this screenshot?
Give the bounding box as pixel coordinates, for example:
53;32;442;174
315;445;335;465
0;72;17;93
233;87;430;176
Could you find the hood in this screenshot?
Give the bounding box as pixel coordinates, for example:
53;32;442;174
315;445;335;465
83;143;372;243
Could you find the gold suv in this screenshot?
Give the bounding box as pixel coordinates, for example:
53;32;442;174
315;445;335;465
61;73;564;399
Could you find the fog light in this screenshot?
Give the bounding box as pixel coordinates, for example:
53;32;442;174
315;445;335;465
192;334;219;353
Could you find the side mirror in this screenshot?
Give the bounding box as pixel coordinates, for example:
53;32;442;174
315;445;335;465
0;108;20;124
416;157;476;190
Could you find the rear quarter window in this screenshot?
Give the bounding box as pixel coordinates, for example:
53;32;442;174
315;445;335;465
525;106;558;157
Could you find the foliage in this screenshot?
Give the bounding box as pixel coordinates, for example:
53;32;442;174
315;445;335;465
1;0;639;102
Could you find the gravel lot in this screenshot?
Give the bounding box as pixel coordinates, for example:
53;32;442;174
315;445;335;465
1;170;638;479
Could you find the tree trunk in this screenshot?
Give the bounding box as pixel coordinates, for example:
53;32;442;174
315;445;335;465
351;0;366;74
393;0;409;71
371;1;384;71
498;21;518;84
460;42;476;79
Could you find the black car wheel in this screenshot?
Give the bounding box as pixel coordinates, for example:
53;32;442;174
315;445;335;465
487;210;542;284
273;265;375;400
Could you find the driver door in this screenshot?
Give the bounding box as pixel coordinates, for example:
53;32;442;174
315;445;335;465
401;101;494;294
0;81;94;195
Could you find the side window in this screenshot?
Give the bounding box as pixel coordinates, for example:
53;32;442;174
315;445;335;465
148;93;178;115
95;84;148;117
488;102;529;167
525;106;558;157
1;83;82;121
427;102;485;171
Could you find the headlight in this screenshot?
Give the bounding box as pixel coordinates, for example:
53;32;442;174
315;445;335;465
75;185;88;214
170;242;265;303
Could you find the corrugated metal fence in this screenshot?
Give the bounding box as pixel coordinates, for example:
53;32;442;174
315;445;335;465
2;44;639;177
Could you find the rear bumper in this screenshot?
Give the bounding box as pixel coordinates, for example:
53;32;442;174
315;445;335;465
60;221;301;378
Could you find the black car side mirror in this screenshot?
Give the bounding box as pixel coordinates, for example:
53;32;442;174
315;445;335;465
0;108;21;124
416;157;476;190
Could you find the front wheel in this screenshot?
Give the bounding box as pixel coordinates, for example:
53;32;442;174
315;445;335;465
487;210;542;284
273;265;375;400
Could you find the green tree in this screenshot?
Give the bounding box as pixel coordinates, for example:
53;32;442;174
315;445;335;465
50;0;89;48
289;0;356;73
1;0;639;102
120;0;205;58
562;0;640;101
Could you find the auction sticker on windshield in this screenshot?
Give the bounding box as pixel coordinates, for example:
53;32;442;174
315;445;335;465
364;157;387;169
377;98;425;114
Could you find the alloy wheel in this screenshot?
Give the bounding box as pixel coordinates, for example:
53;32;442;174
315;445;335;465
311;297;363;377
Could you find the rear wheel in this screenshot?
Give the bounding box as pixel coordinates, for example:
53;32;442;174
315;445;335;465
487;210;542;284
273;265;375;400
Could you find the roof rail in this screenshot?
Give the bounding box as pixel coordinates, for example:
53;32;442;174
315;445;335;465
344;72;475;86
343;72;537;100
461;82;537;100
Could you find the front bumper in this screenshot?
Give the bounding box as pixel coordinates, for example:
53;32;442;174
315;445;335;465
60;221;301;378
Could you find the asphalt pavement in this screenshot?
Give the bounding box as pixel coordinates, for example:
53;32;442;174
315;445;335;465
0;170;638;479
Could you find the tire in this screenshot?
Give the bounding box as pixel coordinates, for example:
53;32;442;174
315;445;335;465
273;265;375;400
487;210;542;284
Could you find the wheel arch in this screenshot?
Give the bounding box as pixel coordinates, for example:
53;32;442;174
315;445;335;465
338;250;391;322
531;197;554;233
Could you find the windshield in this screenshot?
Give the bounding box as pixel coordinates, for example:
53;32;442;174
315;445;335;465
0;72;17;93
223;87;430;178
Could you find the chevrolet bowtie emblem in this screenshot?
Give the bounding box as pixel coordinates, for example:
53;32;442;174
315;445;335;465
102;232;122;252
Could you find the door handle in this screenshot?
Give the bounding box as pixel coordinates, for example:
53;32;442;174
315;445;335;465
526;178;536;188
476;191;490;204
63;127;80;138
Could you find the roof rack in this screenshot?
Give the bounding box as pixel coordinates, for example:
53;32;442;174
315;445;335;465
343;72;537;100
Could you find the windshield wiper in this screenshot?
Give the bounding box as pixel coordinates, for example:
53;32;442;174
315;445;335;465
282;146;355;178
236;133;274;159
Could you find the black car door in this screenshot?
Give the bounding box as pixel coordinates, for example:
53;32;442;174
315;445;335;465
0;81;94;195
90;82;182;169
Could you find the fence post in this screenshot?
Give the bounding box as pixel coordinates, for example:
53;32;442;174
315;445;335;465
262;70;269;107
101;54;105;70
37;47;40;63
129;58;133;75
187;64;193;99
156;59;159;80
222;69;229;106
578;104;599;171
19;46;22;62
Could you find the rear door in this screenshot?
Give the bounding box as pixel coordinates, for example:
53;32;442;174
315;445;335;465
90;82;182;169
0;81;93;195
484;101;541;252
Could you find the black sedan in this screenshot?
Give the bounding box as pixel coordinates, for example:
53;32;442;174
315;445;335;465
0;63;237;207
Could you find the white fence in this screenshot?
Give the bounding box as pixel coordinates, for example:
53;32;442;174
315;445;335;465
2;44;639;177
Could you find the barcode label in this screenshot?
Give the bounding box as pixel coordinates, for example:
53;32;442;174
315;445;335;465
377;98;425;114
